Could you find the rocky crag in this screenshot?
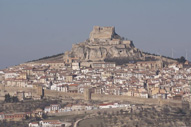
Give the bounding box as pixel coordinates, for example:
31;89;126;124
64;26;145;62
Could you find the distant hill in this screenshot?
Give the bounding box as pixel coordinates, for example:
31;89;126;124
28;53;64;63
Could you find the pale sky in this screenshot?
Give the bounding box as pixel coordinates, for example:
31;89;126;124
0;0;191;69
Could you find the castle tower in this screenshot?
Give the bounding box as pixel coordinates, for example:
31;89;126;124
89;26;115;41
84;87;91;101
36;85;44;99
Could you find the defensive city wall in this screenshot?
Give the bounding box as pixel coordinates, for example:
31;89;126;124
0;86;182;108
44;89;182;108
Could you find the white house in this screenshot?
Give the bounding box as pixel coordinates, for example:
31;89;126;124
99;103;114;109
50;104;61;113
71;104;85;111
0;112;4;120
44;106;51;113
4;72;19;79
39;120;62;127
28;122;39;127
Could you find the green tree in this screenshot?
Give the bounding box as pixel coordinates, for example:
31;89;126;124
4;94;11;103
12;96;19;103
35;117;42;121
108;113;112;120
103;111;107;116
42;113;48;119
97;111;101;116
113;117;118;124
120;109;123;115
177;56;186;63
25;115;30;120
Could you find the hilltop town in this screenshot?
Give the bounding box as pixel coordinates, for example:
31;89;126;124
0;26;191;127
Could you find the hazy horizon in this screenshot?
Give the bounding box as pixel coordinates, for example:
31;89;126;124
1;0;191;69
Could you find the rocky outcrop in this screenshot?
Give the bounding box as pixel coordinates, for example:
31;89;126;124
65;26;145;62
71;43;143;61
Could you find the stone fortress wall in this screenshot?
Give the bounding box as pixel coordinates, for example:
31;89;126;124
0;85;183;108
0;85;34;95
43;89;182;108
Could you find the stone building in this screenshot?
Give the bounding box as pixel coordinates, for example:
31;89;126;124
63;51;79;64
4;112;26;121
72;62;80;70
84;87;91;101
136;60;163;70
46;61;65;69
92;62;116;68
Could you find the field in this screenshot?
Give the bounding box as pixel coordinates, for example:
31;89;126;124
77;106;191;127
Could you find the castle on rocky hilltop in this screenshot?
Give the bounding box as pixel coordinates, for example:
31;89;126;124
63;26;142;62
62;26;176;68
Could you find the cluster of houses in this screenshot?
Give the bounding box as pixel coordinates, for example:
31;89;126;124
27;101;151;127
28;120;65;127
0;60;191;101
43;102;130;114
0;107;68;126
27;102;131;127
0;101;133;127
0;108;43;121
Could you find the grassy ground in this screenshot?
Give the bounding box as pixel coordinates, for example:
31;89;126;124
76;106;191;127
47;114;86;121
78;117;104;127
0;99;61;113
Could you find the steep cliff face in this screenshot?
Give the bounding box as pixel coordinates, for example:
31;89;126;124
70;42;144;62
